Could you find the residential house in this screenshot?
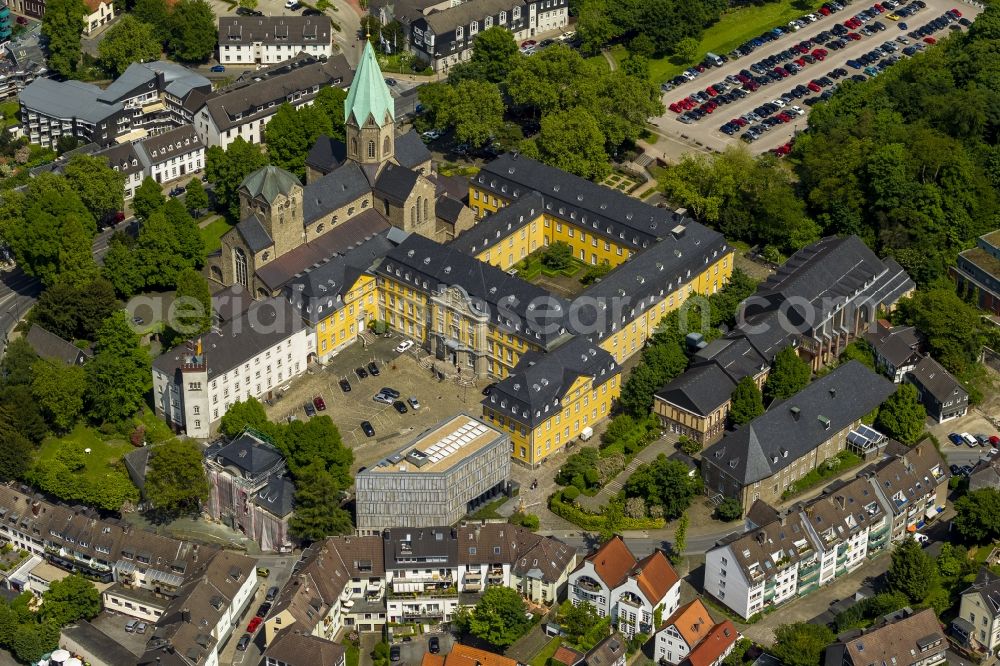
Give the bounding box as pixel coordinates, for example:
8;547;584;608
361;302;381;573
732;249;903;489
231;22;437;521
866;320;923;383
823;608;947;666
82;0;114;35
700;361;895;512
421;644;519;666
953;228;1000;316
60;620;139;666
968;458;1000;492
684;621;739;666
218;16;334;65
703;441;948;620
953;568;1000;654
24;325;90;365
0;26;47;101
567;536;681;638
132;124;205;185
204;429;296;552
193;53;352;148
654;599;717;665
905;356;969;423
264;628;347;666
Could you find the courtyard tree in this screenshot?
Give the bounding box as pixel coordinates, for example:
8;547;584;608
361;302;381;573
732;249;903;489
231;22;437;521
145;439;210;517
63;154;126;222
168;0;217;62
219;398;269;438
764;347;811;404
42;0;87;76
30;359;86;433
953;488;1000;544
729;376;764;426
98;15;162;77
874;384;926;445
466;586;532;648
771;623;834;666
86;312;151;424
132;177;166;222
887;537;939;603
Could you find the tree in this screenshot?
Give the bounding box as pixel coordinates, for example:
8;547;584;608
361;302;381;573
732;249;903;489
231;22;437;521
466;586;531;648
953;488;1000;544
764;347;811;404
102;234;144;297
672;512;689;562
172;268;212;336
623;454;700;520
443;80;505;149
264;103;333;179
145;439;209;516
466;26;519;83
839;340;876;370
168;0;217;62
617;333;688;415
0;409;34;481
56;217;100;286
771;623;834;666
600;499;624;542
577;0;620;55
86;311;151;423
0;387;49;443
715;498;742;522
205;138;268;220
560;601;601;644
313;87;348;140
238;0;257;7
675;37;699;62
272;416;353;485
63;154;126;221
98;15;162;77
183;177;209;215
40;574;101;626
520;108;609;180
218;398;269;439
541;241;573;270
896;288;987;375
134;0;171;43
163;198;205;267
288;462;354;541
886;537;939;603
30;359;86;433
132;177;165;222
135;210;191;289
42;0;87;76
729;377;764;426
875;384;926;445
0;339;38;388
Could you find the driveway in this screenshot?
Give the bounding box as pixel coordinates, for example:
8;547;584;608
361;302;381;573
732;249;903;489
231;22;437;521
648;0;983;156
397;632;455;665
224;553;300;665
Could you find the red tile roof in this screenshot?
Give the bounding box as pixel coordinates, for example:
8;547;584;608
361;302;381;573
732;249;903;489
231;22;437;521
684;621;738;666
662;599;714;648
633;550;680;603
584;536;637;588
553;645;585;666
442;644;518;666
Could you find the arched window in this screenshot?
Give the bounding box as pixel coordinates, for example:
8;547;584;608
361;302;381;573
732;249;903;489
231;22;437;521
367;140;376;159
416;196;422;223
351;138;358;156
423;198;429;222
384;200;390;215
383;135;391;155
410;205;416;225
234;247;249;288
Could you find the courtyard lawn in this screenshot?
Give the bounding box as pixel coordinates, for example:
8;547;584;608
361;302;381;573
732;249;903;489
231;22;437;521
612;0;823;83
34;424;134;486
529;637;563;666
200;217;233;254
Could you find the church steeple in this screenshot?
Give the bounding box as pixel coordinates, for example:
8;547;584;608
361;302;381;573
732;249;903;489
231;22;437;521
344;41;397;168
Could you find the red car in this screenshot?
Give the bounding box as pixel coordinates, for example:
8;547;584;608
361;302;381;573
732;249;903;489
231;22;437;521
847;32;862;40
247;617;263;634
807;81;822;92
990;435;1000;446
795;57;806;67
313;396;326;411
950;7;962;17
706;86;718;97
819;6;831;14
521;40;536;47
873;3;885;12
924;36;937;44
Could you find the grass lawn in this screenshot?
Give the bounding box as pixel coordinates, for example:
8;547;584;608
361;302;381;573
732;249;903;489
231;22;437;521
200;217;233;254
529;637;563;666
343;642;360;666
34;424;133;485
612;0;822;83
468;497;507;520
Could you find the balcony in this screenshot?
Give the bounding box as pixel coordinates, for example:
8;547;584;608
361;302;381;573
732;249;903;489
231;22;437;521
389;586;458;600
575;578;601;593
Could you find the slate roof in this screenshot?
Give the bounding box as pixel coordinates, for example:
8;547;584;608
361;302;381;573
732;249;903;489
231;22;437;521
152;296;306;381
284;231;396;325
961;568;1000;617
583;633;626;666
969;458;1000;492
235;215;273;253
831;609;944;666
485;336;618;427
450;192;545;256
374;232;571;347
374;162;420;204
511;532;576;584
906;356;967;405
394;129;432;170
421;0;526;34
99;60;210;104
655;363;735;417
241;165;301;205
455;523;573;583
96;141;144;177
218;15;332;45
264;629;347;666
344;41;395;127
133;124;202;167
207;430;284;476
383;527;459;568
305;134;346;174
865;324;922;368
20;77;121;123
253;475;296;518
868;440;948;515
436;194;466;224
124;446;152;495
24;325;90;365
702;361;895;485
302;161;373;224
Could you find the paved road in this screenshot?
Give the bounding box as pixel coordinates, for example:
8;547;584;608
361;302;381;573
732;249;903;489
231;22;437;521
649;0;982;156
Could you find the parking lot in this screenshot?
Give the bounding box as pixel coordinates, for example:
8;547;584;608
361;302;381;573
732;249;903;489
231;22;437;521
649;0;982;155
396;632;455;665
928;408;1000;469
264;335;491;471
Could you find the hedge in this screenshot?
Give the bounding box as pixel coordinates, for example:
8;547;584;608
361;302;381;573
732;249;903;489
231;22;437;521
548;493;665;531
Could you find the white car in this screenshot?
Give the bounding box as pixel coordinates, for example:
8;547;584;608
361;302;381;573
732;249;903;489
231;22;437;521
990;448;999;457
912;532;929;544
961;432;979;447
394;340;414;353
421;129;441;140
284;0;299;7
790;105;805;115
561;31;576;40
408;397;421;410
772;98;787;107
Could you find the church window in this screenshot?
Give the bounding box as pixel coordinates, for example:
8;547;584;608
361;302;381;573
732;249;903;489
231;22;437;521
234;247;249;288
416;196;422;223
410;205;416;224
367;141;376;158
383;136;391;155
423;198;429;222
317;223;325;233
351;138;358;155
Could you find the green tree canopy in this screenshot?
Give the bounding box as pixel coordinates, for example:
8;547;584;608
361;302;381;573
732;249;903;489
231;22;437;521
218;398;269;439
102;234;145;297
30;358;86;433
0;338;39;388
895;287;988;375
729;376;764;426
886;537;939;602
168;0;217;62
133;177;166;222
183;176;209;215
31;277;118;343
86;311;151;423
42;0;87;76
313;87;348;140
0;408;35;481
288;462;354;541
520;107;609;181
466;586;531;648
98;15;162;77
40;574;101;627
953;488;1000;544
874;384;926;445
264;103;333;178
133;0;171;43
145;439;210;516
764;347;812;404
63;154;126;221
449;26;519;83
172;268;212;336
559;601;601;645
205;138;268;220
623;454;701;519
771;623;835;666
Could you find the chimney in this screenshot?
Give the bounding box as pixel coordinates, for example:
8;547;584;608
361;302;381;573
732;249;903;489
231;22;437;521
829;388;837;398
181;608;191;623
790;407;800;421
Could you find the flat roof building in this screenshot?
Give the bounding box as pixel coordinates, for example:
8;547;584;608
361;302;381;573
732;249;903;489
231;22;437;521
355;414;511;533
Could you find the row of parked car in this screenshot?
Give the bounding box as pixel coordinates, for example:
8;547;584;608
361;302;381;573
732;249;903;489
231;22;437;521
948;432;1000;448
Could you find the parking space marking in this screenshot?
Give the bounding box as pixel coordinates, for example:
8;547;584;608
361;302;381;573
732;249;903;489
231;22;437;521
651;0;982;155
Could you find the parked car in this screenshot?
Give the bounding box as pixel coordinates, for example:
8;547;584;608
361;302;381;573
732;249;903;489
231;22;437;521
168;186;186;197
339;378;351;392
429;637;440;654
361;421;376;437
247;617;263;633
210;64;226;72
912;532;929;544
408;397;420;410
304;402;316;417
236;6;262;15
394;340;414;353
962;432;979;446
390;646;401;662
125;619;139;633
303;7;321;15
237;634;252;651
392;400;408;414
948;433;965;446
257;567;270;577
380;387;401;399
284;0;300;8
355;366;369;379
367;361;380;376
266;586;279;601
256;602;272;618
313;395;326;411
374;393;393;405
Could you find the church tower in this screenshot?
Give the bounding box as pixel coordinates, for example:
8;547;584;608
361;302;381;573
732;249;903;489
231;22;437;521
344;41;396;170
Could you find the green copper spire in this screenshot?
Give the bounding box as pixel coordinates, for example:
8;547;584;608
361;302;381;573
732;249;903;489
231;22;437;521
344;41;395;128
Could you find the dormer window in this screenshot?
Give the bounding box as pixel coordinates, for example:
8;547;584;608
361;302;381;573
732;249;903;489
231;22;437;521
513;6;520;18
470;20;478;34
499;10;506;22
456;26;464;39
485;16;492;27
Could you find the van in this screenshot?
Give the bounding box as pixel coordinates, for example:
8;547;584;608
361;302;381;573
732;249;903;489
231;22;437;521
580;426;594;441
125;619;139;633
706;52;725;67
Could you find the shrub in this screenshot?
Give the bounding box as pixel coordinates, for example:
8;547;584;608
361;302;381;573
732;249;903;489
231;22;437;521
624;497;646;519
678;435;702;455
509;512;540;530
562;486;580;502
649;505;664;519
715;498;743;522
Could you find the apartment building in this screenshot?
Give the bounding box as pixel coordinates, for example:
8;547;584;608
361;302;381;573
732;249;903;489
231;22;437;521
700;361;895;511
218;16;334;65
354;414;512;534
866;321;924;383
264;629;348;666
567;536;681;638
204;430;296;552
905;356;969;423
953;568;1000;654
19;61;210;148
152;292;310;439
824;608;947;666
132;124;205;184
703;440;947;620
953;228;1000;316
194;53;352;148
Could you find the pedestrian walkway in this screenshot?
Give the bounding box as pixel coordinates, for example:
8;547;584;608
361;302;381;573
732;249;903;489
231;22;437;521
576;435;678;512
